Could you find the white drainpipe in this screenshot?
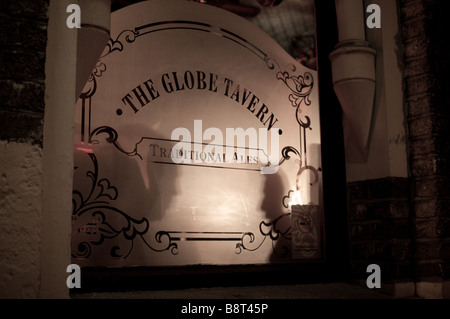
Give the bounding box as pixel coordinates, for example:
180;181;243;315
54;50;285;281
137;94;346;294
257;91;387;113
329;0;376;162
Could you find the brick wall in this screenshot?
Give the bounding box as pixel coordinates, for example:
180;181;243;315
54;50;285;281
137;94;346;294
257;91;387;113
347;0;450;294
348;177;414;286
400;0;450;285
0;0;49;145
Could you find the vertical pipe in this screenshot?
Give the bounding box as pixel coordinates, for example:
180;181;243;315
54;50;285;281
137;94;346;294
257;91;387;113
41;0;111;298
335;0;366;42
329;0;377;162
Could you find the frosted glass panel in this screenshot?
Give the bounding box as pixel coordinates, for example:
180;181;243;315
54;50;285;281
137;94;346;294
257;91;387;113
72;0;322;267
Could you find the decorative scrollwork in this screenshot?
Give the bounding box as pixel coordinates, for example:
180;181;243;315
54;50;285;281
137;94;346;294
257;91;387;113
77;29;139;102
276;145;300;167
93;61;107;78
234;232;254;254
79;73;97;100
90;126;141;159
236;214;292;258
260;213;291;241
282;190;297;209
74;242;92;258
101;29;140;58
72;151;176;260
72;153;116;214
281;152;320;208
263;56;277;70
276;66;314;128
152;231;179;255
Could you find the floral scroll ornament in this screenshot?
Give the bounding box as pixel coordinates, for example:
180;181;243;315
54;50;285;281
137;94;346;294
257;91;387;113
101;29;140;58
236;213;292;258
72;151;178;259
276;66;314;129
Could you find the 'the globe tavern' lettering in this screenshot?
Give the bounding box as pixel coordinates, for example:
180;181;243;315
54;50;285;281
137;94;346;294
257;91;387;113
120;70;279;131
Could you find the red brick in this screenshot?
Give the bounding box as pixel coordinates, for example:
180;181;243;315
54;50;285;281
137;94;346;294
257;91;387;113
0;0;49;21
416;240;443;260
409;136;450;156
350;223;372;241
0;49;46;82
0;79;45;113
347;182;369;201
414;217;450;239
406;93;450;117
414;198;450;218
411;155;450;177
405;74;437;98
372;200;410;220
441;241;450;261
416;261;444;279
414;176;450;198
368;178;409;200
404;55;431;78
407;114;450;138
348;203;371;221
0;109;43;145
0;16;47;52
400;0;429;21
371;221;412;241
402;16;430;43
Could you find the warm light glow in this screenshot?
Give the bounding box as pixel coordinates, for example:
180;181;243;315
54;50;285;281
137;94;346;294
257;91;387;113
288;190;303;207
74;143;93;154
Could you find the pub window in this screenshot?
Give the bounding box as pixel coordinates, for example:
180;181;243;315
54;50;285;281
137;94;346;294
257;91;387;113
72;0;348;291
